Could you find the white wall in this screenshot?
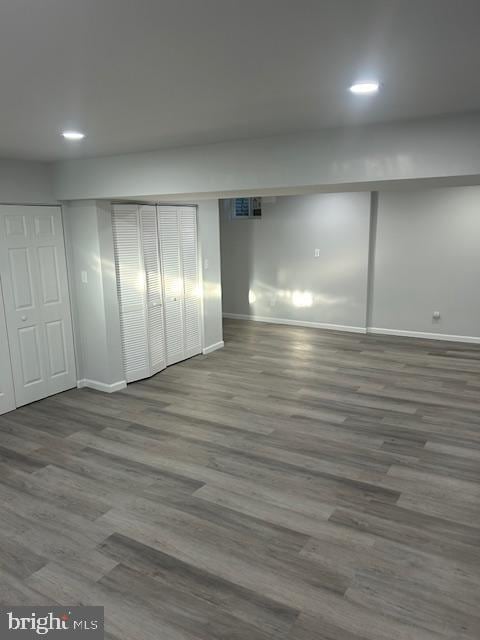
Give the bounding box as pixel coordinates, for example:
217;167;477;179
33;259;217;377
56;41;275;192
197;200;223;351
221;187;480;342
53;113;480;201
371;187;480;339
220;193;371;331
63;200;125;389
0;159;55;203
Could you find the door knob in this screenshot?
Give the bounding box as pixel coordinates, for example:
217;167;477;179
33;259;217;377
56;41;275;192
21;316;27;321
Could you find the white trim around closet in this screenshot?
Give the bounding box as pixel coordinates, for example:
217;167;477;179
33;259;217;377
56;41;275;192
202;341;224;354
77;378;127;393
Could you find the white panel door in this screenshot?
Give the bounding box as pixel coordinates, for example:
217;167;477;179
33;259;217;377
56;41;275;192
0;277;15;415
0;206;76;407
139;206;166;375
179;207;202;359
157;207;185;366
112;204;150;383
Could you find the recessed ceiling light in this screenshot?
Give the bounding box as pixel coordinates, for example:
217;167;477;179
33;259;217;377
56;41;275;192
349;82;380;95
62;130;85;140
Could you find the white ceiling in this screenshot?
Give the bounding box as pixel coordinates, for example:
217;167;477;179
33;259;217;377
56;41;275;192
2;0;480;161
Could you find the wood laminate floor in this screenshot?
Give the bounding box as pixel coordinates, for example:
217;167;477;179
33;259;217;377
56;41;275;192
1;318;480;639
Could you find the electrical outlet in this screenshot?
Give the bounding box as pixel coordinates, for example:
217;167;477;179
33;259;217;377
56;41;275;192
433;311;441;320
81;270;88;284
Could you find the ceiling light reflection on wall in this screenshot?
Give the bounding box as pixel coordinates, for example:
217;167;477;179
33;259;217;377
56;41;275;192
349;82;379;94
292;290;313;308
62;130;85;140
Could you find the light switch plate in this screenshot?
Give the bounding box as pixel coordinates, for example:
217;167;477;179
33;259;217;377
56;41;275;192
81;270;88;284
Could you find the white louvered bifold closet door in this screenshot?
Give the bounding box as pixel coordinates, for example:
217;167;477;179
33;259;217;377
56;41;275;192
179;207;202;359
112;204;167;382
157;207;185;366
157;206;202;366
112;205;150;382
140;206;166;374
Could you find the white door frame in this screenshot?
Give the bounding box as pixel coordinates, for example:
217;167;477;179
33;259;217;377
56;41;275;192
0;274;15;415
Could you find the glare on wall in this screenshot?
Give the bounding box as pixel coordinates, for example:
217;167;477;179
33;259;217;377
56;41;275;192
292;290;313;308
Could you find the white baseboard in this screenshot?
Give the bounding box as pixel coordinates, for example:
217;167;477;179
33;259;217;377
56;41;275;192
222;314;480;345
203;341;225;355
222;313;366;334
77;378;127;393
367;327;480;345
